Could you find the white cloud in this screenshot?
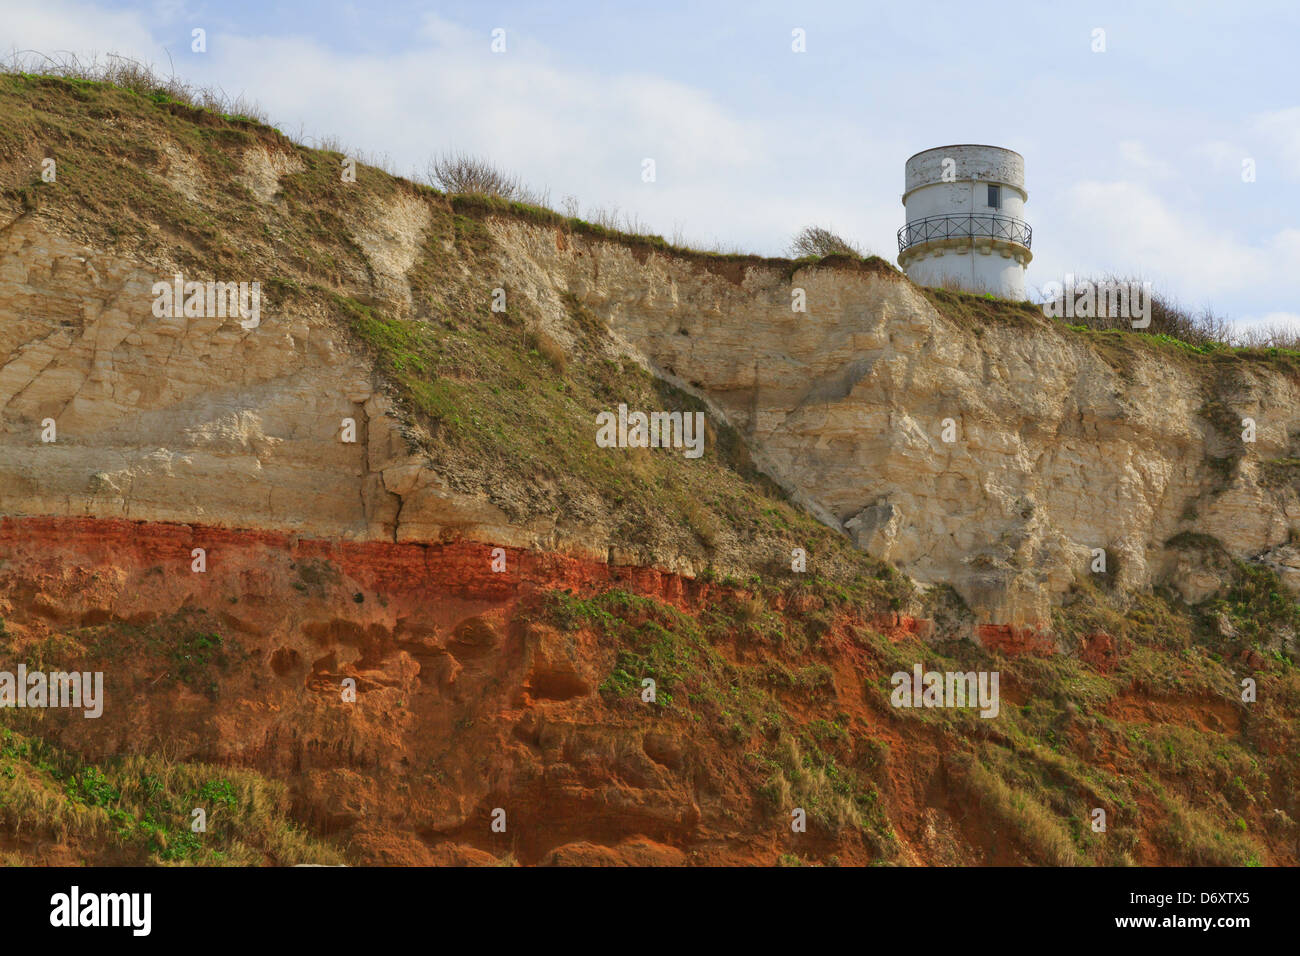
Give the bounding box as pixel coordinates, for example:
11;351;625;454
1118;140;1173;179
1189;139;1254;181
181;15;780;245
1050;179;1300;306
1252;107;1300;181
0;0;160;66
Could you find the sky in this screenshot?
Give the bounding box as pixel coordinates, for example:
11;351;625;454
2;0;1298;332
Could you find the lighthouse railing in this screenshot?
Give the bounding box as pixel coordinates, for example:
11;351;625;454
897;214;1032;255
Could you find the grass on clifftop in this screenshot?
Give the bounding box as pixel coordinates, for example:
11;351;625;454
0;66;897;276
921;282;1300;378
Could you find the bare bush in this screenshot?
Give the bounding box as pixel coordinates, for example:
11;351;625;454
425;151;521;197
616;210;651;236
297;132;402;176
424;151;548;206
789;226;863;259
1228;321;1300;350
527;328;567;374
1042;274;1232;347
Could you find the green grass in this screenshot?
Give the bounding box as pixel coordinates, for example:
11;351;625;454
0;725;343;865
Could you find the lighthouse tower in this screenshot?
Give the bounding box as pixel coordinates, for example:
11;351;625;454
897;145;1031;300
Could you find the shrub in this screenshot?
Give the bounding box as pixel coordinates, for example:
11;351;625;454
425;151;548;206
1042;274;1232;347
789;226;863;259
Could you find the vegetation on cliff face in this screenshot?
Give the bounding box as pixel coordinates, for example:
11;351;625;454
0;725;343;865
0;609;340;865
1;542;1292;866
0;71;1297;866
328;271;846;575
528;565;1296;866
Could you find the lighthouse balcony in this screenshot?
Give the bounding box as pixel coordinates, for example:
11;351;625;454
896;214;1033;265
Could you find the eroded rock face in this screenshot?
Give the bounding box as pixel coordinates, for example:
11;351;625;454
482;219;1300;627
1258;543;1300;595
4;198;1300;632
0;218;368;532
0;515;712;865
0;215;533;553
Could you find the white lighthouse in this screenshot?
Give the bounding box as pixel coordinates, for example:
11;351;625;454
897;145;1031;300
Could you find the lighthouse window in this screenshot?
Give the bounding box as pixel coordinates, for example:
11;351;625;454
987;184;1001;209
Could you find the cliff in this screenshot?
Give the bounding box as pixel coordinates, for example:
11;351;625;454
5;86;1300;635
0;73;1296;866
